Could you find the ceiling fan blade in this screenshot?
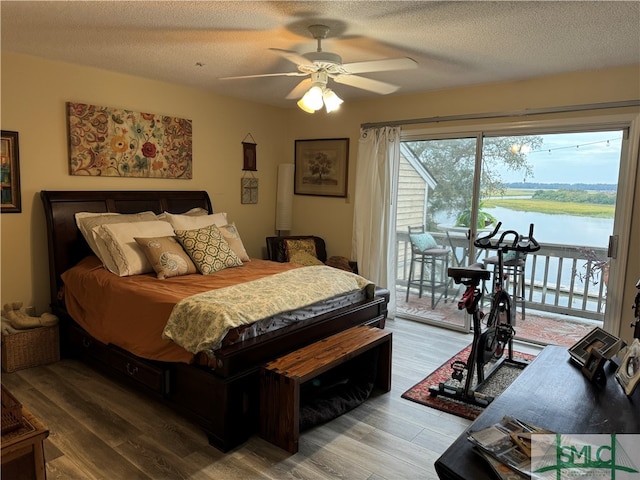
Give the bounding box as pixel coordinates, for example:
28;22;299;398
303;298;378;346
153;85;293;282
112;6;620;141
285;78;312;100
333;74;400;95
269;48;315;68
219;71;306;80
341;57;418;74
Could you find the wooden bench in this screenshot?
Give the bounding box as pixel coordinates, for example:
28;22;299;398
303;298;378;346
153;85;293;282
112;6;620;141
260;325;392;453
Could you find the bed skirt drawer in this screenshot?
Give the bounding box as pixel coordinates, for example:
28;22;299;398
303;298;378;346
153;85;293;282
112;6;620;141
68;323;110;364
109;348;169;395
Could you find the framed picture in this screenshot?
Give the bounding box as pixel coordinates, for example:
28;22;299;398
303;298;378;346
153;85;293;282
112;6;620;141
242;142;257;171
581;348;606;382
241;177;258;204
1;130;21;213
295;138;349;197
568;327;624;366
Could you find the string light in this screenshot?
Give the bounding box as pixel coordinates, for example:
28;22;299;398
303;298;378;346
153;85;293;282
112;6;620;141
512;138;618;156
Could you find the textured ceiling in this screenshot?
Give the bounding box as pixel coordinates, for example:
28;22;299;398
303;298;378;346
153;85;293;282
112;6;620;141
2;1;639;108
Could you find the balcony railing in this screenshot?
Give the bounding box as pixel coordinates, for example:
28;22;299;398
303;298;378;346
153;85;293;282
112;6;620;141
397;231;607;321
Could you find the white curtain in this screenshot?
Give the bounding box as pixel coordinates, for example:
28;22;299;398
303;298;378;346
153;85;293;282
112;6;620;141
352;126;401;315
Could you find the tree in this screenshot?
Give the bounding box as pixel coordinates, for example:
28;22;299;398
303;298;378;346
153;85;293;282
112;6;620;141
307;152;333;184
405;136;541;226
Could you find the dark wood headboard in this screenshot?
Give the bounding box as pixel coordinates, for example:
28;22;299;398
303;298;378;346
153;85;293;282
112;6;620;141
40;190;212;310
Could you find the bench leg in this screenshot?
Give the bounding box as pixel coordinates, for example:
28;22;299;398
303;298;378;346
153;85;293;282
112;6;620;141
260;372;300;454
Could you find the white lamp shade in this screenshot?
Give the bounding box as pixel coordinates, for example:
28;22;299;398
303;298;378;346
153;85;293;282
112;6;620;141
297;98;316;114
323;89;343;112
299;86;324;111
275;163;295;231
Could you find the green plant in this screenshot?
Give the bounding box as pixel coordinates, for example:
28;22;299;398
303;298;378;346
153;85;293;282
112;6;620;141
455;206;497;229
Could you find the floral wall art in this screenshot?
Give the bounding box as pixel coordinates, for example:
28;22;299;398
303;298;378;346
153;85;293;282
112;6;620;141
67;102;192;178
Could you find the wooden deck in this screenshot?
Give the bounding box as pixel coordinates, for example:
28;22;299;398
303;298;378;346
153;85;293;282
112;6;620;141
396;287;597;347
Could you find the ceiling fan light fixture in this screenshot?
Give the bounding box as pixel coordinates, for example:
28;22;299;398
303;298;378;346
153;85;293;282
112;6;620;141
298;85;324;112
322;89;343;113
297;98;316;114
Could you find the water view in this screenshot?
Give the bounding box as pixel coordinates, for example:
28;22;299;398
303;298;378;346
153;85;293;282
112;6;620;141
475;206;612;248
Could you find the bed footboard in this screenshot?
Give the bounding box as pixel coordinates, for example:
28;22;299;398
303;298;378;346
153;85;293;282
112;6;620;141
57;293;388;452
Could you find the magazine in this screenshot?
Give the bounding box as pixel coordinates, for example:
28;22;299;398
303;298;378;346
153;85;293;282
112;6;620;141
467;415;553;479
474;449;527;480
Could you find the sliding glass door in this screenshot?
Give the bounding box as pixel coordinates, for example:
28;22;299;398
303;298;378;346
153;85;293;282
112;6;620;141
396;136;478;332
479;130;622;344
396;118;634;345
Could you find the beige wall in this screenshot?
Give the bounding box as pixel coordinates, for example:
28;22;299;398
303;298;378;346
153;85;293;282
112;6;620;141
1;52;287;315
2;52;639;342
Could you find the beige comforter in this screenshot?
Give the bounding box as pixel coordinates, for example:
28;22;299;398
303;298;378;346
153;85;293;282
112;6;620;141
162;265;374;354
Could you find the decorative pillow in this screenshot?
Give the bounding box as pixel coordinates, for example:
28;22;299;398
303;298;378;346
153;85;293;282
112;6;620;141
175;224;243;274
92;220;176;276
157;207;208;221
284;238;317;262
163;211;227;231
503;250;521;262
75;211;158;261
410;232;438;251
134;236;197;279
218;223;250;262
288;250;325;266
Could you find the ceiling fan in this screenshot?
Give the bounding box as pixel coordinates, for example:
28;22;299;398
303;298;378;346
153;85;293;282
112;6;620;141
220;24;418;112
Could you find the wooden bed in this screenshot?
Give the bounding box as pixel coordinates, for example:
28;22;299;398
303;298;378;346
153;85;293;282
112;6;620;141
40;190;389;452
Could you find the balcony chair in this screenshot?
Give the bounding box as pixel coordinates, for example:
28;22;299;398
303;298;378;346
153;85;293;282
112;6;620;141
482;249;527;321
405;226;450;309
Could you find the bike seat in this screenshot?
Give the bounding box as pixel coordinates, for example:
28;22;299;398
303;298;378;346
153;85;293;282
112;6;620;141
448;263;491;284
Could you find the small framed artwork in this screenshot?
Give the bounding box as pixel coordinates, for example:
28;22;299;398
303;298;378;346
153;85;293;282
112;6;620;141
295;138;349;197
615;339;640;396
241;177;258;204
1;130;21;213
242;142;257;171
581;348;606;383
568;327;624;366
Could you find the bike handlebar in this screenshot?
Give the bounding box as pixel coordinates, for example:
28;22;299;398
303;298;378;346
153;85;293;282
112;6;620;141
473;222;540;253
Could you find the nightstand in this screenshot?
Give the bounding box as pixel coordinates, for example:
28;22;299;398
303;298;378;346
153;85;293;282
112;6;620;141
1;396;49;480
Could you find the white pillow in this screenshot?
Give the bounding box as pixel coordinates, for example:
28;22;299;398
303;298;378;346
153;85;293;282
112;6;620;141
92;220;176;276
156;207;209;221
163;211;228;231
75;211;158;261
218;223;250;262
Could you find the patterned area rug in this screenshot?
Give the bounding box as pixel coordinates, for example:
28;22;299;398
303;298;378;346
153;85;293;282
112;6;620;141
401;344;536;420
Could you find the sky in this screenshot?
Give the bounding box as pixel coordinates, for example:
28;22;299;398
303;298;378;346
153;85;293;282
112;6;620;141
500;130;624;185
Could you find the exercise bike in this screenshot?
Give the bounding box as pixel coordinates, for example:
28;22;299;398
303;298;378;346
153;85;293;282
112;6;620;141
429;222;540;407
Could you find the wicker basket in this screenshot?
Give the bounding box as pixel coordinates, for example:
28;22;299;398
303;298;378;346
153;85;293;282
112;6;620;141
1;385;23;434
1;325;60;372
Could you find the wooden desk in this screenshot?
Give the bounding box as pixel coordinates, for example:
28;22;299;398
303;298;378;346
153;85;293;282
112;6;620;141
434;345;640;480
1;406;49;480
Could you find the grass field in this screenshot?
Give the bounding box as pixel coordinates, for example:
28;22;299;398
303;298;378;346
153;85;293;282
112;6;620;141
504;189;538;196
483;197;615;218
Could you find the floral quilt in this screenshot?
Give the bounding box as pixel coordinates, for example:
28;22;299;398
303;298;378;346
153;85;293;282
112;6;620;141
162;266;374;354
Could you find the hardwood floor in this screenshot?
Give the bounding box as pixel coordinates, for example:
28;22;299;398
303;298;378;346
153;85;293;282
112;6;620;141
1;318;542;480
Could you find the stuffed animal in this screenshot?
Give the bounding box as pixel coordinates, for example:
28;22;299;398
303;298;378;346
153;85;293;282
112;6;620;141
1;302;58;333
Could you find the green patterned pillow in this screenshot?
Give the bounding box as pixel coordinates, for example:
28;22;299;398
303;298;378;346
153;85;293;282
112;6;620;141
175;224;243;274
410;232;438;251
288;250;325;266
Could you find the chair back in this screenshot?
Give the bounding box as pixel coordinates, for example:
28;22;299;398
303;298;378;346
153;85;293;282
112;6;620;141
265;235;327;263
